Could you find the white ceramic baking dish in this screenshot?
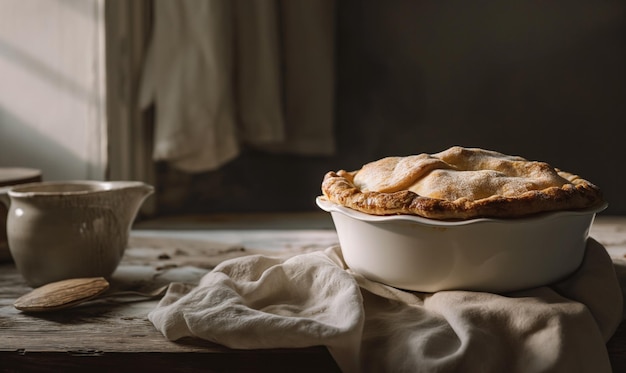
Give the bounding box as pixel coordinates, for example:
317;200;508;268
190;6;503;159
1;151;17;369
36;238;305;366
316;197;607;293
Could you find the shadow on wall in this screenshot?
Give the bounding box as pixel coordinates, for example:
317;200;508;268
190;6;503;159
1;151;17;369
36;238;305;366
0;105;90;180
0;34;96;104
0;0;105;181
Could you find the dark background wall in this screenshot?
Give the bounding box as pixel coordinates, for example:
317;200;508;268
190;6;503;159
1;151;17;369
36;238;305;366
156;1;626;216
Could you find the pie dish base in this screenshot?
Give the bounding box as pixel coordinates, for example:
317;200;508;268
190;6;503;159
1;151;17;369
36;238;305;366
317;197;607;293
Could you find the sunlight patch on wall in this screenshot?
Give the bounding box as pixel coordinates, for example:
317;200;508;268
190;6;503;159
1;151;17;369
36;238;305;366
0;0;106;180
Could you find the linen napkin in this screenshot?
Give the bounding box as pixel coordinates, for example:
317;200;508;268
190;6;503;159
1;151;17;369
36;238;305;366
149;238;623;373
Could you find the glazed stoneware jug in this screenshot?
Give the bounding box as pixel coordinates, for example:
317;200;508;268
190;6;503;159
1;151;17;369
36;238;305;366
0;180;153;287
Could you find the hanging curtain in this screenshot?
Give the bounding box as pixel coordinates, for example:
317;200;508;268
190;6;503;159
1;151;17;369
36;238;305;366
139;0;336;173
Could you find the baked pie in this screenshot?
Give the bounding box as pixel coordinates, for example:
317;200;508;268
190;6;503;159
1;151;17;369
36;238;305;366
321;146;604;220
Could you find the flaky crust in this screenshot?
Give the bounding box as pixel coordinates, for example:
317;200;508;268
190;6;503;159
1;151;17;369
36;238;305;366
321;147;604;220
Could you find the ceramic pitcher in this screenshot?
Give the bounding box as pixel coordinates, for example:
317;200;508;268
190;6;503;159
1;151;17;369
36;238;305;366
0;180;153;287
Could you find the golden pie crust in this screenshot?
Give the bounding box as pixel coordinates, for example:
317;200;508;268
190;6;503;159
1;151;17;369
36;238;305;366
321;146;604;220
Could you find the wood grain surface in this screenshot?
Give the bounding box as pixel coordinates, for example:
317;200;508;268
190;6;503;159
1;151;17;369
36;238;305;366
1;214;625;372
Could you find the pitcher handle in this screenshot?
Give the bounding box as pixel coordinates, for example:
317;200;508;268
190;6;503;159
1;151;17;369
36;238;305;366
0;186;10;208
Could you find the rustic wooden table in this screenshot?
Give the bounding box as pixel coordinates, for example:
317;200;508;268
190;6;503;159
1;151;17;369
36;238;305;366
1;213;626;372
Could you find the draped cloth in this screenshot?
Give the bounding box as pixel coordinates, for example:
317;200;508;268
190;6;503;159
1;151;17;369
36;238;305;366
139;0;335;172
149;238;623;373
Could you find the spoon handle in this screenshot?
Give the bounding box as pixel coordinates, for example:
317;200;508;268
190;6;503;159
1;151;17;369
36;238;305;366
100;284;170;299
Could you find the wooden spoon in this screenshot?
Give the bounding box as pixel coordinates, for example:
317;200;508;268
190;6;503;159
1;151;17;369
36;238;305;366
13;277;169;313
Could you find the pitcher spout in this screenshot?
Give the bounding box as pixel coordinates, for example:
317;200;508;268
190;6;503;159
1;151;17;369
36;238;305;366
108;181;154;215
114;181;154;200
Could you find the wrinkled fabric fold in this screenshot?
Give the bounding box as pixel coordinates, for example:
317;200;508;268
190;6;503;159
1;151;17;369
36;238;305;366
149;249;363;372
149;238;623;373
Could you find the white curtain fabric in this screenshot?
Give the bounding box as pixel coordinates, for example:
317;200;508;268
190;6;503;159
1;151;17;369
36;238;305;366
139;0;335;173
